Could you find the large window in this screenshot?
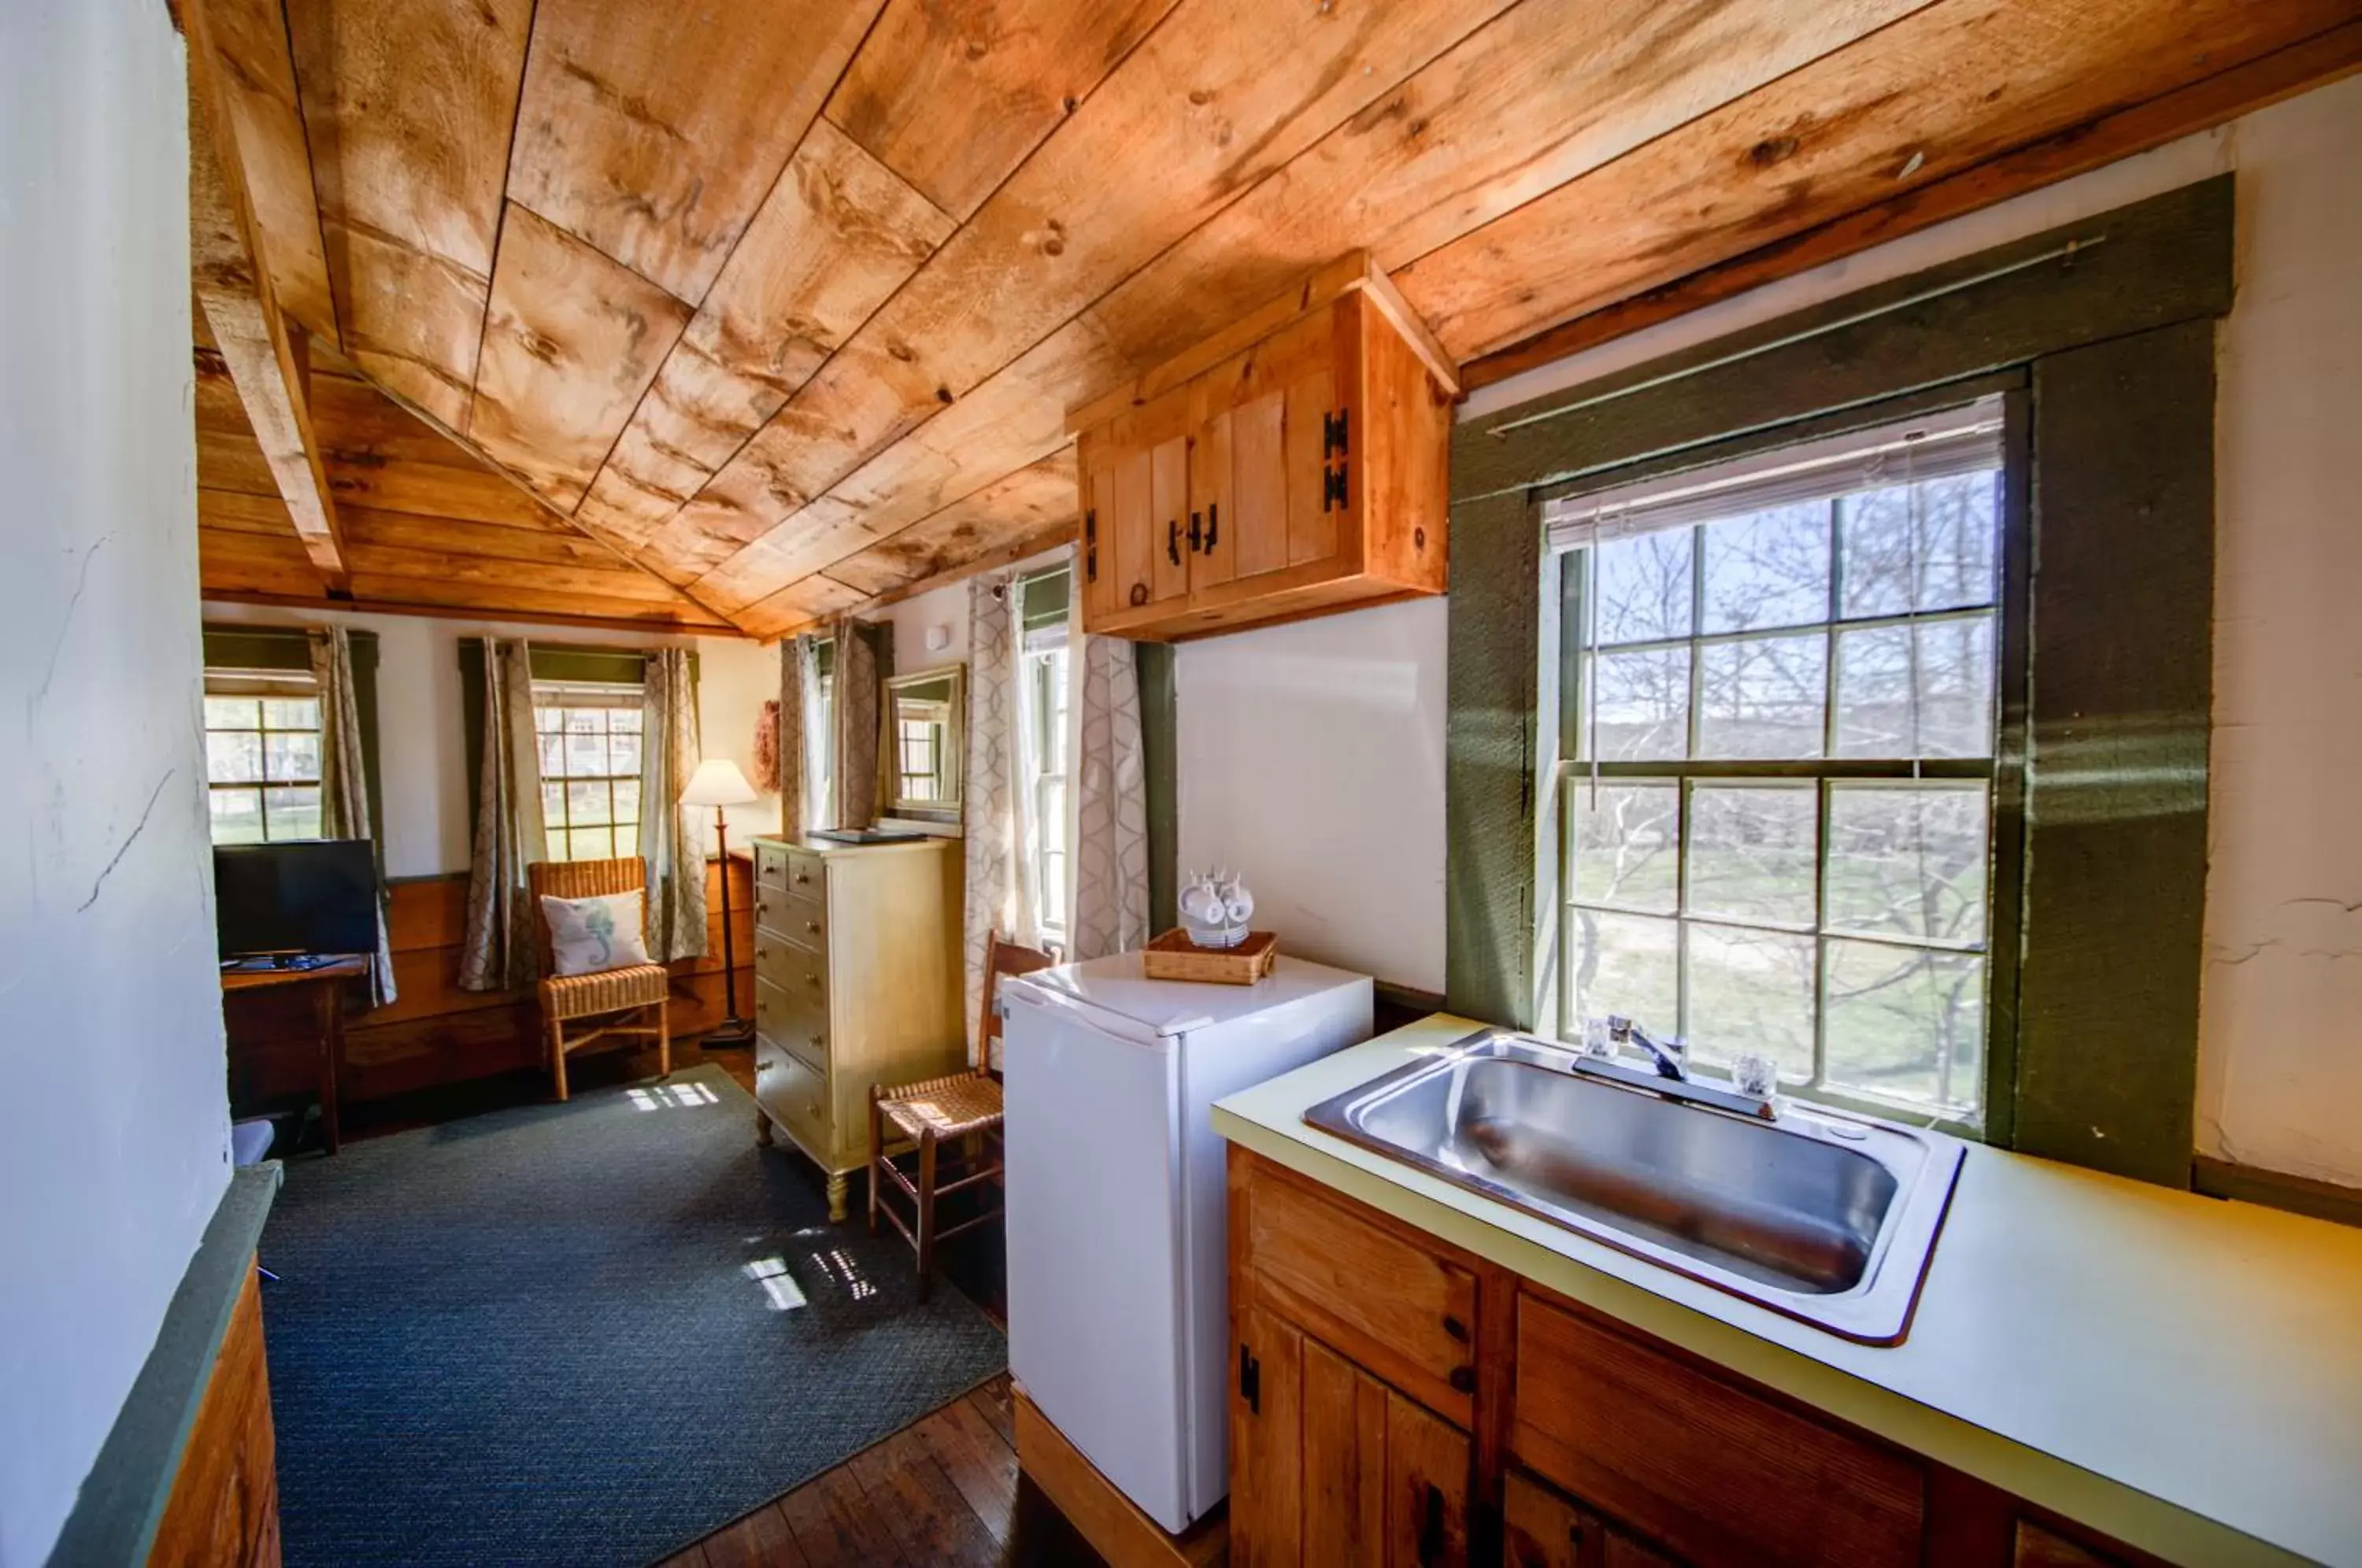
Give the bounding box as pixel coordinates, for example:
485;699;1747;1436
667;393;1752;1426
1552;401;2008;1126
534;680;643;862
1016;567;1074;945
204;673;324;843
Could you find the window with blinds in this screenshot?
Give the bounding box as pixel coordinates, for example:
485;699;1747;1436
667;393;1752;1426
1547;397;2006;1126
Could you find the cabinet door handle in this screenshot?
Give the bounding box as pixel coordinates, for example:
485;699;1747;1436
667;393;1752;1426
1418;1483;1445;1566
1205;502;1218;551
1187;511;1202;553
1168;517;1181;565
1238;1344;1261;1415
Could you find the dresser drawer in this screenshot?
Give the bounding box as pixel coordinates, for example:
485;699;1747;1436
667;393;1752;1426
758;974;829;1071
753;930;824;994
754;1036;828;1153
753;839;790;893
776;889;827;950
1512;1294;1924;1567
785;848;824;897
1234;1153;1479;1426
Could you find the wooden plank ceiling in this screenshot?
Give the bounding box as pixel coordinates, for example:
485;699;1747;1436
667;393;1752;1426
189;0;2362;639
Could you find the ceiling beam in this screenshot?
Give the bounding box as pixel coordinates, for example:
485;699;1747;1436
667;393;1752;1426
186;0;347;594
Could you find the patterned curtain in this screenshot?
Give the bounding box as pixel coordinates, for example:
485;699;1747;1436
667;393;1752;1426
1072;631;1150;960
962;571;1036;1063
780;635;823;838
308;626;396;1004
458;640;546;992
639;647;709;963
832;619;884;829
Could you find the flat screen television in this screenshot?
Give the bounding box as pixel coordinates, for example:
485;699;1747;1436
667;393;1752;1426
214;840;378;962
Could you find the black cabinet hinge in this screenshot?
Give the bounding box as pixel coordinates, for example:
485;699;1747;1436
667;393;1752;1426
1238;1344;1261;1415
1324;408;1349;458
1322;464;1348;512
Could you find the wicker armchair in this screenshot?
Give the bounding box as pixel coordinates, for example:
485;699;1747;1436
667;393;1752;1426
529;857;670;1101
868;931;1054;1296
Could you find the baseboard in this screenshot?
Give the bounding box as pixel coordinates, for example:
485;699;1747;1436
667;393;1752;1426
1013;1386;1228;1568
2192;1155;2362;1230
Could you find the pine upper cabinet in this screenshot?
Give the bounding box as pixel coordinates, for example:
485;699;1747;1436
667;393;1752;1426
1070;253;1456;641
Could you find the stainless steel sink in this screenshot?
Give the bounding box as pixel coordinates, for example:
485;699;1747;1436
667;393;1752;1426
1302;1031;1964;1344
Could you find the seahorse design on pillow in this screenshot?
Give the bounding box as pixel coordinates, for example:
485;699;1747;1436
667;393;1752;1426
584;899;617;968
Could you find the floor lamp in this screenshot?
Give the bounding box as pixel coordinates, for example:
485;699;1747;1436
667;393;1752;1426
682;758;761;1049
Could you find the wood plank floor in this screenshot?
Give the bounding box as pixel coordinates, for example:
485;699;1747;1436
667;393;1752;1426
657;1374;1104;1567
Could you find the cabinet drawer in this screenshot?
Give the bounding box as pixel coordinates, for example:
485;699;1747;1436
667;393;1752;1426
772;889;827;951
1235;1156;1478;1425
1512;1294;1924;1567
785;849;824;897
754;1037;828;1152
753;840;790;893
753;931;825;995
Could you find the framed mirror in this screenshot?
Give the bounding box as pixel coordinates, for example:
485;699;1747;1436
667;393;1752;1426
883;664;964;824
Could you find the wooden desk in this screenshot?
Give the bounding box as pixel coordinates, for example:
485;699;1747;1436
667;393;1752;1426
221;956;369;1154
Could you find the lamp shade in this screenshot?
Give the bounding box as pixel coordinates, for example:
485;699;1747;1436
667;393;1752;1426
680;758;761;808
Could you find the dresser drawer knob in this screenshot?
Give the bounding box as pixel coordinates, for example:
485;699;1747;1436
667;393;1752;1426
805;920;820;934
1447;1366;1475;1394
1442;1315;1468;1342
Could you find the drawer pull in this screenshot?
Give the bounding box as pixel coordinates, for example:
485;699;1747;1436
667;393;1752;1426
1448;1366;1475;1394
805;920;820;934
1442;1314;1468;1342
794;871;812;886
805;974;821;987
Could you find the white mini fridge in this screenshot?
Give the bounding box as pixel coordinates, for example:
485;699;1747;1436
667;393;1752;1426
1002;951;1373;1534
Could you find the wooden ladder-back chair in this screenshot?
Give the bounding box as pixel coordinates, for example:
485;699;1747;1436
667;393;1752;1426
868;931;1056;1296
529;856;671;1101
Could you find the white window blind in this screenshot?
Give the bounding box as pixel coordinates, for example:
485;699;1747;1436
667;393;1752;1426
1546;397;2005;553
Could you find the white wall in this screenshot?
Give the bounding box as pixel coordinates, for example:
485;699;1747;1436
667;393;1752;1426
1179;76;2362;1185
1175;599;1449;991
199;603;783;875
877;579;970;674
0;6;235;1561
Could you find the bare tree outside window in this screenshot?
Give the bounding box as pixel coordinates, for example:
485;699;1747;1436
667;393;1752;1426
1558;427;2004;1126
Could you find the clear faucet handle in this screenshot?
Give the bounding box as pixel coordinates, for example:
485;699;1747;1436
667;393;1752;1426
1729;1051;1780;1099
1579;1016;1615;1058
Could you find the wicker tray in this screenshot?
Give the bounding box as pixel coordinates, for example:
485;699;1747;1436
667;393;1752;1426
1142;928;1279;985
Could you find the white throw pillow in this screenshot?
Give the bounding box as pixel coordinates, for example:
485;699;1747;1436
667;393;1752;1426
541;890;651;977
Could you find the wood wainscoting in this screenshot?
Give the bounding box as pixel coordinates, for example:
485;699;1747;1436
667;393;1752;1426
149;1266;280;1568
225;856;755;1111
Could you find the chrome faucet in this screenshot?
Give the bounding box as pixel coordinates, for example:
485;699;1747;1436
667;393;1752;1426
1606;1015;1689;1082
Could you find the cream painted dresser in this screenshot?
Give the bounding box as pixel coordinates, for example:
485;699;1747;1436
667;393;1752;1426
748;834;966;1220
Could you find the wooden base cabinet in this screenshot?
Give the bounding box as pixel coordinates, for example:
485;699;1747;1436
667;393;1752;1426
1226;1147;2161;1568
1072;256;1454;642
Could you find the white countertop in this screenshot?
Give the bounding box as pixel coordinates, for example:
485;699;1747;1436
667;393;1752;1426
1212;1015;2362;1568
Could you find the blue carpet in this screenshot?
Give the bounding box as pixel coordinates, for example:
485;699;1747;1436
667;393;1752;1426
258;1063;1006;1566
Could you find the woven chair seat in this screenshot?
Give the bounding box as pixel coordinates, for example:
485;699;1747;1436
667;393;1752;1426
878;1072;1005;1142
539;963;668;1021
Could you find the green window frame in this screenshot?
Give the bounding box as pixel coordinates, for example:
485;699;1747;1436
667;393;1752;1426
1446;178;2227;1186
201;625;382;849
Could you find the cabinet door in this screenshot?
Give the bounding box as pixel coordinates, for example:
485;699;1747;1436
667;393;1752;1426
1228;390;1289;580
1111;442;1157;614
1285;364;1341;569
1080;439;1117;625
1384;1392;1471;1568
1302;1337;1387;1562
1234;1304;1305;1568
1192;405;1238;590
1506;1470;1685;1568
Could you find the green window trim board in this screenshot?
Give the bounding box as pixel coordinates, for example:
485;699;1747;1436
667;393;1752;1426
1446;176;2230;1188
457;640;698;839
202;623;383;849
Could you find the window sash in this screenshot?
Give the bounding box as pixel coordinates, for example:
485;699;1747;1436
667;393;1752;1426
1551;401;2017;1133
